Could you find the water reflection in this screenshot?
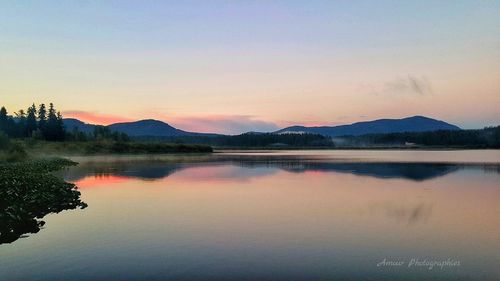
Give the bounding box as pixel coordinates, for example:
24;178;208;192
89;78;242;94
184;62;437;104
273;162;460;181
63;157;498;183
2;152;500;281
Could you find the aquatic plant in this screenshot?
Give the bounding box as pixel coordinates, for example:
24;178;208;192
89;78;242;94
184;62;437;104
0;158;87;244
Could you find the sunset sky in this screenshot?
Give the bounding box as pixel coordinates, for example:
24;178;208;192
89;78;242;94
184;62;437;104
1;1;499;134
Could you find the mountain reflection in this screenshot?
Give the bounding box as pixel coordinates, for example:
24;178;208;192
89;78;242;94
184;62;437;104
63;157;500;183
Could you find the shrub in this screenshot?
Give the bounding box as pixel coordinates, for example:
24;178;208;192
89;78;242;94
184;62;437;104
5;143;28;162
0;131;10;150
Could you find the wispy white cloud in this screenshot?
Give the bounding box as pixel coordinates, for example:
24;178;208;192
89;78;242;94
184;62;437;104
367;75;434;96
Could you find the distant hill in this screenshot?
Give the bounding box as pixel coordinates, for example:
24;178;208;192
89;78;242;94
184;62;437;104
275;116;460;137
63;115;461;138
108;119;194;137
63;118;96;134
63;118;213;137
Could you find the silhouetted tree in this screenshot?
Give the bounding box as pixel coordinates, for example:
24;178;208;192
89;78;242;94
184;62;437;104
26;104;37;137
0;107;17;137
38;103;47;135
68;127;88;141
0;107;8;133
93;125;111;140
0;103;67;141
492;126;500;148
14;110;27;137
56;111;65;140
91;125;129;142
44;103;64;141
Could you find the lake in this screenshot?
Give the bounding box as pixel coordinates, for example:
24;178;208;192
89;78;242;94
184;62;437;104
1;150;500;281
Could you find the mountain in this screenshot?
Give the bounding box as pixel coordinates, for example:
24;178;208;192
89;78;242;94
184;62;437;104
63;118;218;137
63;115;461;138
63;118;96;134
275;116;461;137
108;119;194;137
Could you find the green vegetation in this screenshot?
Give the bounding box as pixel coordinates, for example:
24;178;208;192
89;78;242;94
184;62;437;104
137;132;335;148
0;158;87;244
22;140;213;155
0;131;27;161
66;124;130;142
212;133;334;147
336;126;500;148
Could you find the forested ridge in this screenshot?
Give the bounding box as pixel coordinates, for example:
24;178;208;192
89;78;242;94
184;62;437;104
336;127;500;148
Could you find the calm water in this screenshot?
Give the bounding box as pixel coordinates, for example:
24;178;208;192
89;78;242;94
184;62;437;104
1;150;500;281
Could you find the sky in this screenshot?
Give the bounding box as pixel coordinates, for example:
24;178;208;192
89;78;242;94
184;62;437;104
1;0;499;134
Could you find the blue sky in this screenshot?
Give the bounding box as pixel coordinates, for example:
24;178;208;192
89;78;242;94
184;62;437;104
1;1;499;133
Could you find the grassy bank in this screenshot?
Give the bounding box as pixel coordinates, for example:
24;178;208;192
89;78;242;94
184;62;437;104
18;140;213;156
0;158;87;244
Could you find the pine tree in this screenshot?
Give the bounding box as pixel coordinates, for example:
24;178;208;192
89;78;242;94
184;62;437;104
42;103;66;141
45;103;58;140
0;107;7;132
56;111;65;140
0;107;17;137
14;110;27;137
26;104;38;137
38;103;47;136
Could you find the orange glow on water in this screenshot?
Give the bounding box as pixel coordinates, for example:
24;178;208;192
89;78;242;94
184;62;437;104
74;175;131;188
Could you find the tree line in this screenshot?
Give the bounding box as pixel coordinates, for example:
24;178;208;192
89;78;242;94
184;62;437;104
337;126;500;148
68;125;129;143
0;104;65;141
0;103;129;142
212;132;334;147
135;132;335;147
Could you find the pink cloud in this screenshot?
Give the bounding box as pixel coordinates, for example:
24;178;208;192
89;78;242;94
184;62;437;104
168;115;280;135
62;110;133;125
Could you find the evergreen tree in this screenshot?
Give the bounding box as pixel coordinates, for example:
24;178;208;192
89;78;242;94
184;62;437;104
38;103;47;135
41;103;65;141
26;104;38;137
56;111;65;140
0;107;8;133
0;107;17;137
45;103;58;141
70;127;88;141
14;110;27;137
0;103;67;140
